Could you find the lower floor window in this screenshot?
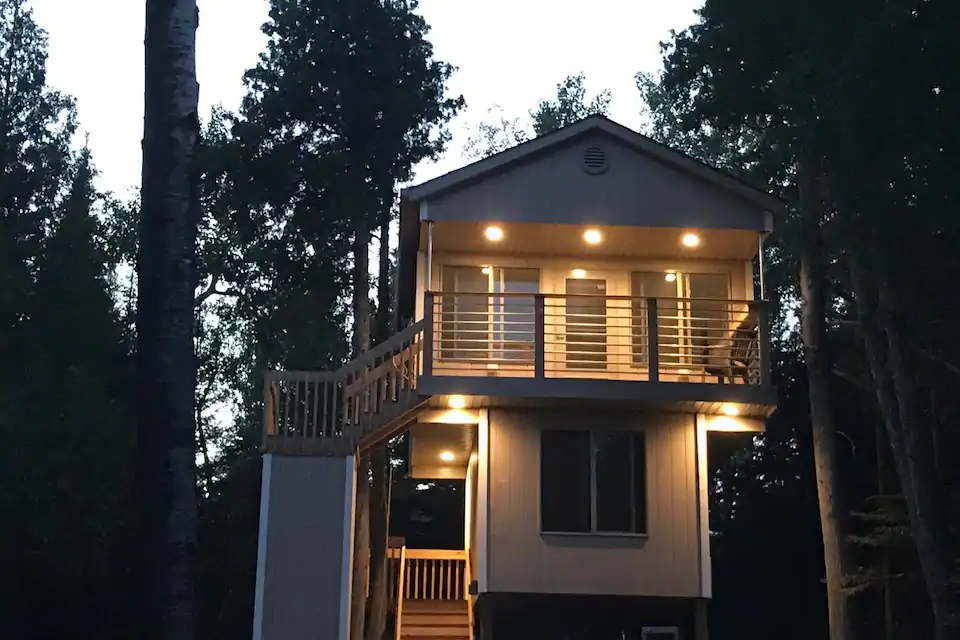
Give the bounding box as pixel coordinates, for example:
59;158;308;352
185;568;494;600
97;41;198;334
540;428;647;534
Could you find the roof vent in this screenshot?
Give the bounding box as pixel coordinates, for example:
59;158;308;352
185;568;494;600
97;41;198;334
581;146;609;174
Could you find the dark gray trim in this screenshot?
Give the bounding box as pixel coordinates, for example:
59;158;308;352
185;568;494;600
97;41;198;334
417;375;777;414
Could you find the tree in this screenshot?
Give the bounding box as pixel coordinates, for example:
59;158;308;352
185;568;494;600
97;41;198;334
649;0;960;636
237;2;462;639
135;2;201;639
464;72;611;159
531;72;611;135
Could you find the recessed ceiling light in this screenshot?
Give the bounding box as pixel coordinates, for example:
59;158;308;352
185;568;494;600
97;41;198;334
448;395;466;410
681;232;700;248
439;451;455;462
571;268;587;278
484;226;504;242
664;271;677;283
721;403;739;416
583;229;602;245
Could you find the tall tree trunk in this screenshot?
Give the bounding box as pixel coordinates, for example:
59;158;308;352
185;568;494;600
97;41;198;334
350;216;373;640
852;254;960;638
365;445;390;640
797;165;858;640
375;193;392;345
354;221;372;355
351;455;371;640
135;2;200;640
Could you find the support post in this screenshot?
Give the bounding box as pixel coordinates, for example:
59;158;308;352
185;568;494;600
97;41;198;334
534;294;545;378
423;291;434;377
647;297;659;382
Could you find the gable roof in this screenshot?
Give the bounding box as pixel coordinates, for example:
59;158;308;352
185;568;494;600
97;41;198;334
402;115;786;214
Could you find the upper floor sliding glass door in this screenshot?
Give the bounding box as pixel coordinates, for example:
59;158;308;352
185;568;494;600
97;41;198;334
439;265;540;365
630;271;731;370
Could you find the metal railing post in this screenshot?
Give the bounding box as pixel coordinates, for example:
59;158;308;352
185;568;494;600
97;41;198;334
647;297;660;382
534;294;545;377
423;291;434;377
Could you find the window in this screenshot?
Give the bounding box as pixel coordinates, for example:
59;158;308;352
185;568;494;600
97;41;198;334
540;429;647;534
439;265;539;362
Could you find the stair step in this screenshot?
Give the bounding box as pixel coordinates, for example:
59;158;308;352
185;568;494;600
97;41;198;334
401;627;469;638
402;599;468;612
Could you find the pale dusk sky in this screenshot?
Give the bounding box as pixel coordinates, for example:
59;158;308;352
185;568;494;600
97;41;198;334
31;0;700;196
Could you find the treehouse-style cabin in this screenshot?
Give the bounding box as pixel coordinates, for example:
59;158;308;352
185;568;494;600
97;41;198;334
253;115;781;640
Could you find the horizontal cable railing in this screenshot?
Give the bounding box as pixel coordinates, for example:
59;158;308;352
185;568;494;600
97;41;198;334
426;291;770;385
262;321;425;450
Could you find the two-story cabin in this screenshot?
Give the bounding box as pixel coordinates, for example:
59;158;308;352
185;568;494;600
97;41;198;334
253;115;780;640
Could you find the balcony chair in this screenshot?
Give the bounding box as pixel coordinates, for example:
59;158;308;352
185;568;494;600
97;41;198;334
701;313;759;384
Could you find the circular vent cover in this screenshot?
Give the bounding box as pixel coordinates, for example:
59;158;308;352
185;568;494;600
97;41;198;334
582;146;609;174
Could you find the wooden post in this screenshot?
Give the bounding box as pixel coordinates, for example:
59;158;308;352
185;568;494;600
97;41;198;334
423;291;434;377
534;294;545;378
647;297;659;383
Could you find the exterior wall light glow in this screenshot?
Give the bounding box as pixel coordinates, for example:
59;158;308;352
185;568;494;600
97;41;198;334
481;266;491;275
664;271;677;283
448;395;466;409
484;226;504;242
721;403;740;416
439;451;455;462
571;268;587;278
583;229;603;245
681;232;700;248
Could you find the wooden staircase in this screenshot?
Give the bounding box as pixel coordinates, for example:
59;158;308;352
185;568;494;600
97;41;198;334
399;599;470;640
262;320;428;455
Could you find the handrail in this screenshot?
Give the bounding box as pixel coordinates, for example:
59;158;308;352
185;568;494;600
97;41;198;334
262;321;426;453
426;291;769;386
394;545;407;640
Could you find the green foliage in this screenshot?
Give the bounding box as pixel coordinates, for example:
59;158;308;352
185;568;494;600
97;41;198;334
464;72;612;159
531;72;611;136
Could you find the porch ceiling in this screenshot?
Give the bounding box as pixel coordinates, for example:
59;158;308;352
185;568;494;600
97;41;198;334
423;221;761;261
408;422;475;480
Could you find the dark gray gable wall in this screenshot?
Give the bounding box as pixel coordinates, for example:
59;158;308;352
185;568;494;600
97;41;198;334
422;129;769;231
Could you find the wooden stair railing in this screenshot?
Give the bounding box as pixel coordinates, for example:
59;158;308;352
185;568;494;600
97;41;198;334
262;320;426;454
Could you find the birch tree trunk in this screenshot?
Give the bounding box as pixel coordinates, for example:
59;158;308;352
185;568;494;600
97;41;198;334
136;2;200;639
797;165;858;640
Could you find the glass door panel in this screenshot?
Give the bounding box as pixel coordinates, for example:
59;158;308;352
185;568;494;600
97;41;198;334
565;277;608;369
630;272;681;367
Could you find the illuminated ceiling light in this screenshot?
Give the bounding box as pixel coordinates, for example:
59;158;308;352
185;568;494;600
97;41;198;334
583;228;603;245
439;451;455;462
448;394;466;410
664;271;677;283
681;232;700;248
721;403;740;416
483;226;504;242
481;266;491;275
571;268;587;278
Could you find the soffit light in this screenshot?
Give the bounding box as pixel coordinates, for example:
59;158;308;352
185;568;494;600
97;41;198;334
448;395;466;410
484;226;504;242
439;451;455;462
721;403;740;416
681;232;700;248
583;228;603;245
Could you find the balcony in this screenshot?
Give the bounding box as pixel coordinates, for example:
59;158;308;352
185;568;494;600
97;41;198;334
262;291;775;454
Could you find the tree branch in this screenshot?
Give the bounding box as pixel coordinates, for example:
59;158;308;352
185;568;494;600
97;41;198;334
194;273;241;306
